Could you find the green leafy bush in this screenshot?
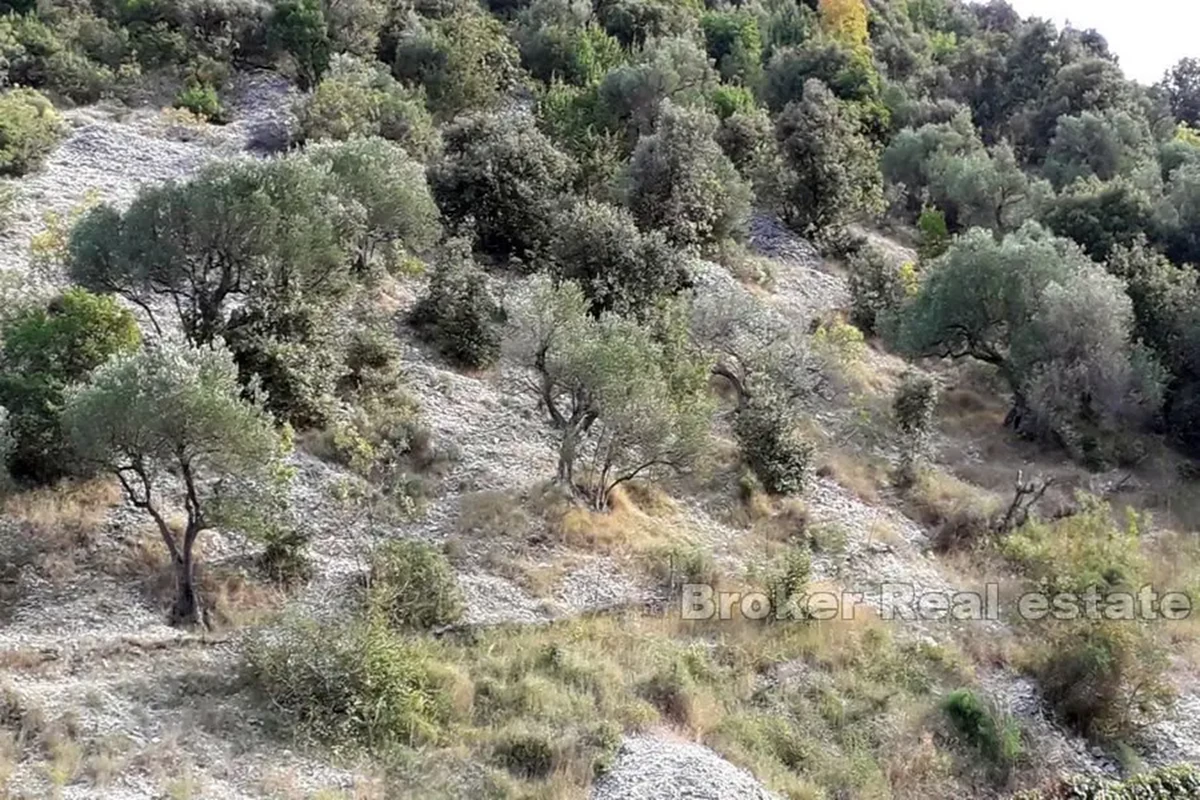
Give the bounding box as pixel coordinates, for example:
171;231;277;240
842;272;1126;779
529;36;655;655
244;616;457;748
430;111;573;263
548;199;688;317
734;396;813;496
1013;765;1200;800
224;301;342;429
368;539;464;630
941;688;1022;771
916;205;949;260
268;0;331;89
774;79;882;238
393;11;523;119
846;245;914;338
410;242;502;369
0;288;140;485
892;370;937;485
173;81;224;122
1031;619;1172;740
0;88;63;177
626;100;751;252
298;54;438;160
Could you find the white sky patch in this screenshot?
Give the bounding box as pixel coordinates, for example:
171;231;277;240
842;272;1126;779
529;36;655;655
996;0;1199;85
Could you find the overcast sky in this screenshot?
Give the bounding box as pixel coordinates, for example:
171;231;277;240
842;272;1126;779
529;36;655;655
1000;0;1199;85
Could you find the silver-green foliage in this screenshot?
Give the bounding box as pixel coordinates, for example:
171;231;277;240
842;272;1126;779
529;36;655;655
299;54;439;160
508;277;714;509
64;342;289;625
895;224;1164;442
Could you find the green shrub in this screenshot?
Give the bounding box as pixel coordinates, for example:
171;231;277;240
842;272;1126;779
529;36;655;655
0;88;63;177
1013;765;1200;800
1002;496;1146;596
774;79;882;238
0;288;140;485
368;539;464;630
892;371;937;485
430;111;574;263
244;616;456;748
174;81;224;122
410;243;502;369
626;100;751;252
917;205;949;260
1031;619;1172;741
224;301;342;430
762;545;810;620
299;54;438;160
734;396;813;496
393;12;523;119
548;199;688;317
268;0;331;89
942;688;1022;771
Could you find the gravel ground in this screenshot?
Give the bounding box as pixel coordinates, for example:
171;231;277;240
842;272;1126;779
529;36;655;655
592;735;779;800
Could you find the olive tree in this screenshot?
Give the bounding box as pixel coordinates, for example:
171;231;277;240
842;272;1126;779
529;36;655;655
64;343;290;627
69;141;437;346
626;100;751;253
926;142;1046;232
1043;109;1157;191
304;137;441;272
895;224;1162;443
507;277;713;509
688;272;828;410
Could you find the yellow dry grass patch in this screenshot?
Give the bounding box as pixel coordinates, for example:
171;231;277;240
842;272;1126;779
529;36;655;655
545;484;687;556
3;478;121;542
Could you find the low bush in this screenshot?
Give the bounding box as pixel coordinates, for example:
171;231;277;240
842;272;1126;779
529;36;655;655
1030;619;1172;741
0;88;64;177
368;539;463;630
173;82;224;122
298;54;438;160
734;396;813;496
941;688;1022;771
410;243;502;369
244;617;457;749
846;244;916;338
762;545;811;620
892;371;937;486
1013;765;1200;800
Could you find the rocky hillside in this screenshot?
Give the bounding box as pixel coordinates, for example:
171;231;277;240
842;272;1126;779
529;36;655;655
1;77;1199;800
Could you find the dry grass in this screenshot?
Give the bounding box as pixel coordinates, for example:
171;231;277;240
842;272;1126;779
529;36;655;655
115;532;285;629
905;470;1001;552
539;483;687;556
457;490;532;540
0;479;123;598
817;448;886;504
3;478;121;540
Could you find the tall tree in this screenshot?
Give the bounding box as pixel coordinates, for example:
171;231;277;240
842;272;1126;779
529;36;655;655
775;79;882;237
1162;57;1200;128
